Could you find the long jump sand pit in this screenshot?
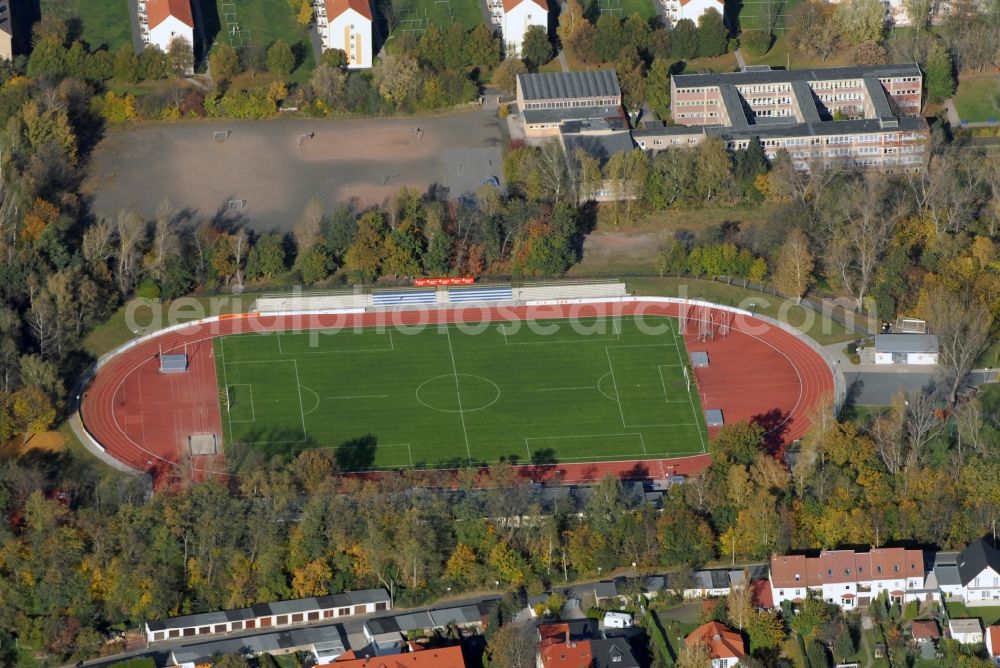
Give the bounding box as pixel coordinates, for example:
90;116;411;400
83;109;505;232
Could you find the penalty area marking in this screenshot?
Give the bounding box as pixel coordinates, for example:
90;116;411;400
299;385;321;416
658;365;689;403
228;383;256;423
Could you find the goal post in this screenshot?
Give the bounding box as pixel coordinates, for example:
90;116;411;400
213;130;231;142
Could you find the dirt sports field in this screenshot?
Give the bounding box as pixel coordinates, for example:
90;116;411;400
83;109;505;231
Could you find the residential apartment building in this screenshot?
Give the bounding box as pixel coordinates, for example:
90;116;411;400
661;0;724;26
321;0;374;68
634;64;929;173
501;0;548;58
0;1;12;61
144;0;194;61
769;547;932;610
515;70;625;137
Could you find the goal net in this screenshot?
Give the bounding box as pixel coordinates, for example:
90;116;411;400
894;317;927;334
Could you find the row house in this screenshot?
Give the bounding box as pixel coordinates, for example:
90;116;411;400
769;547;933;611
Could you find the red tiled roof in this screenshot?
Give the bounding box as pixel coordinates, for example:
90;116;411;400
685;622;746;661
987;625;1000;656
678;0;723;6
328;645;466;668
539;639;593;668
146;0;193;29
841;593;856;599
501;0;548;13
911;620;940;640
770;548;924;589
752;579;773;609
325;0;373;21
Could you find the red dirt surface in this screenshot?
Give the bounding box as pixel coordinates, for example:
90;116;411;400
79;302;834;486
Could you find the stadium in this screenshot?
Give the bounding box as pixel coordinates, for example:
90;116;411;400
75;282;839;484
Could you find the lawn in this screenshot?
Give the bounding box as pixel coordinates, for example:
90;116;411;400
944;601;1000;625
387;0;483;39
213;316;708;469
625;276;856;345
732;0;801;32
208;0;316;82
596;0;657;21
42;0;132;50
953;77;1000;124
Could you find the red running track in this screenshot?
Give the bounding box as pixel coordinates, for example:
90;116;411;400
79;301;834;485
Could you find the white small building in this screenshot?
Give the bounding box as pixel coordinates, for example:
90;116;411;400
144;0;194;58
323;0;373;69
501;0;548;58
661;0;724;27
873;334;939;366
603;612;633;629
949;618;984;645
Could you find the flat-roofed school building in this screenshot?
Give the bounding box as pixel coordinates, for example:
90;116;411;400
634;64;929;173
145;588;390;642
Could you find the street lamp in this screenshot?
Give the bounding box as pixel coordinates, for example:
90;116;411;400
495;580;500;590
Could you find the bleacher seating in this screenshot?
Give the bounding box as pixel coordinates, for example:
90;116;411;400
254;293;370;313
448;286;514;303
514;282;627;302
371;290;437;306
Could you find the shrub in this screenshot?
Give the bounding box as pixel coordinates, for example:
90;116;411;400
740;30;774;56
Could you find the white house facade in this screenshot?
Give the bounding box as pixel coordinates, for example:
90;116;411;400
769;547;934;611
323;0;373;69
660;0;723;26
950;619;984;645
144;0;194;57
873;334;939;365
501;0;548;58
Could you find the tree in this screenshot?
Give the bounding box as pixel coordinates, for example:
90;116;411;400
311;64;347;106
493;57;528;95
266;40;295;77
373;52;421;106
645;57;672;118
617;46;646;109
694;137;732;201
924;41;955;103
167;37;195;76
924;287;993;404
834;0;885;46
521;25;553;69
805;639;831;668
657;500;715;566
671;19;699;59
557;0;588;51
905;0;934;28
488;622;537;668
711;421;765;467
740;30;773;56
727;569;753;630
594;15;626;62
696;8;728;58
747;609;785;652
113;43;141;83
676;640;713;668
788;0;838;61
833;624;857;663
27;37;67;78
772;228;814;303
11;387;56;444
210;43;241;81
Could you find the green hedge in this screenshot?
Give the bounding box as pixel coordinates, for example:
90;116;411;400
644;610;675;667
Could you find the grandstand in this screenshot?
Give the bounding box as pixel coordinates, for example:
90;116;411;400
253;291;368;313
514;281;627;302
371;290;437;306
448;285;514;303
251;281;627;313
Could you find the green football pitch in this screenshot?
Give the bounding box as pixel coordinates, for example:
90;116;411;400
212;317;708;470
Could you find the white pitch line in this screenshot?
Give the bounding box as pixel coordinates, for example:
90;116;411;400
604;348;628;429
292;360;308;439
670;320;707;454
535;386;597;392
445;327;473;464
325;394;389;400
219;339;234;440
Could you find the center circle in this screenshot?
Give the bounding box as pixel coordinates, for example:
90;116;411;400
415;374;501;413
